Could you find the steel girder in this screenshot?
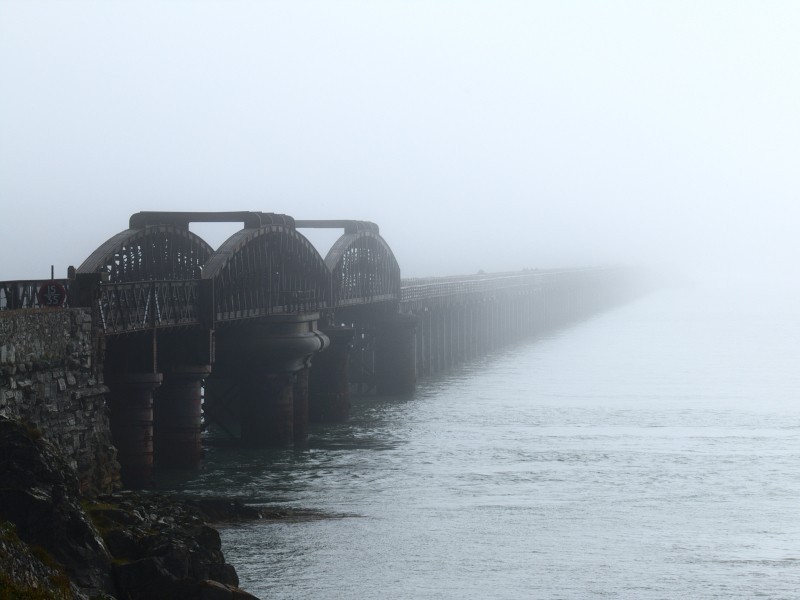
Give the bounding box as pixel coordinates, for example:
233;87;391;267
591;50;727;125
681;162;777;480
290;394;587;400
202;225;330;322
325;230;401;307
77;225;214;282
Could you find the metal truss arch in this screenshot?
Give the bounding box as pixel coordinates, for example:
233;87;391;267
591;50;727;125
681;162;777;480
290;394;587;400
326;230;401;306
77;226;214;282
202;225;331;321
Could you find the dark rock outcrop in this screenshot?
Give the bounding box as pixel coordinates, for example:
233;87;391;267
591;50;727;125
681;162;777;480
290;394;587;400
0;415;259;599
0;520;77;599
86;492;256;599
0;416;114;596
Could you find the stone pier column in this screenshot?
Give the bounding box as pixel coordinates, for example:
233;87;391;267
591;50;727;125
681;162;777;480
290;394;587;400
106;372;162;488
375;313;417;396
153;365;212;468
309;326;354;422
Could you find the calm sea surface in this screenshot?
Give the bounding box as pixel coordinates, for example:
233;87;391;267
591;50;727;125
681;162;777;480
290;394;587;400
159;280;800;599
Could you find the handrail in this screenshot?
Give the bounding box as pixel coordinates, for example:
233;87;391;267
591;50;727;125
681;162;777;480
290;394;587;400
399;268;601;302
0;267;625;331
96;280;202;334
0;279;72;310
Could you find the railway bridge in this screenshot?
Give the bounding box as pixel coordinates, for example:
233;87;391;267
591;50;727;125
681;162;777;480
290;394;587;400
1;211;637;486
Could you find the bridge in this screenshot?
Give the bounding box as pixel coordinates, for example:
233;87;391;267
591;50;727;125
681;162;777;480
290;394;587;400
0;211;638;486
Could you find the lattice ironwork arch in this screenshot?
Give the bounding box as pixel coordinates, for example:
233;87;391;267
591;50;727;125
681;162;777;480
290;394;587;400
77;225;214;282
202;225;330;321
326;230;401;306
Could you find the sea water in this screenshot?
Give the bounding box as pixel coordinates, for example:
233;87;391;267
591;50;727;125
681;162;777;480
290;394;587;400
160;278;800;599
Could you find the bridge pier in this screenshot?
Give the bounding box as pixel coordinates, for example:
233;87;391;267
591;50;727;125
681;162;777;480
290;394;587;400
309;326;354;422
433;310;444;373
417;309;430;377
106;372;163;488
293;367;310;442
154;365;212;468
241;373;295;445
152;328;214;469
219;313;328;447
375;313;417;395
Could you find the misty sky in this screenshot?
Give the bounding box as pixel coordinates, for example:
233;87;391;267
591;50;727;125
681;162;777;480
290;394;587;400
1;1;798;281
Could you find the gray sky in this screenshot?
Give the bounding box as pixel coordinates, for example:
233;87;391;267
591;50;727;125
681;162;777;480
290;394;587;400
1;1;798;280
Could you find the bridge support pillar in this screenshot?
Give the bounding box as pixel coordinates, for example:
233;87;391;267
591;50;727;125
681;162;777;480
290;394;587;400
309;326;354;422
230;313;328;447
375;313;417;395
293;368;310;442
241;373;296;445
106;372;163;488
154;365;212;468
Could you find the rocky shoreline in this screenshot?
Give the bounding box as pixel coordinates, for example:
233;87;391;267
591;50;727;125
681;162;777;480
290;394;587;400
0;416;262;599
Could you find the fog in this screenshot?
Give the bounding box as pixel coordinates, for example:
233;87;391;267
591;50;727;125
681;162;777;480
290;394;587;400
1;1;798;283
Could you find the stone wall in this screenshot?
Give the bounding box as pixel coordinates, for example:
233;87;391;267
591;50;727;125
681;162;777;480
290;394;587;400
0;307;119;495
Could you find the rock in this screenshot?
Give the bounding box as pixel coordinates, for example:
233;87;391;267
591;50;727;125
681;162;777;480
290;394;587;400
182;497;263;523
0;416;114;596
0;415;262;599
198;580;235;600
85;491;250;597
0;520;81;599
197;579;260;600
102;527;141;558
112;556;182;599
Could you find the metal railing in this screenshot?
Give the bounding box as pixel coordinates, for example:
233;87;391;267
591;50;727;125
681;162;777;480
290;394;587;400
1;267;620;332
0;279;71;310
97;280;202;333
399;269;582;303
